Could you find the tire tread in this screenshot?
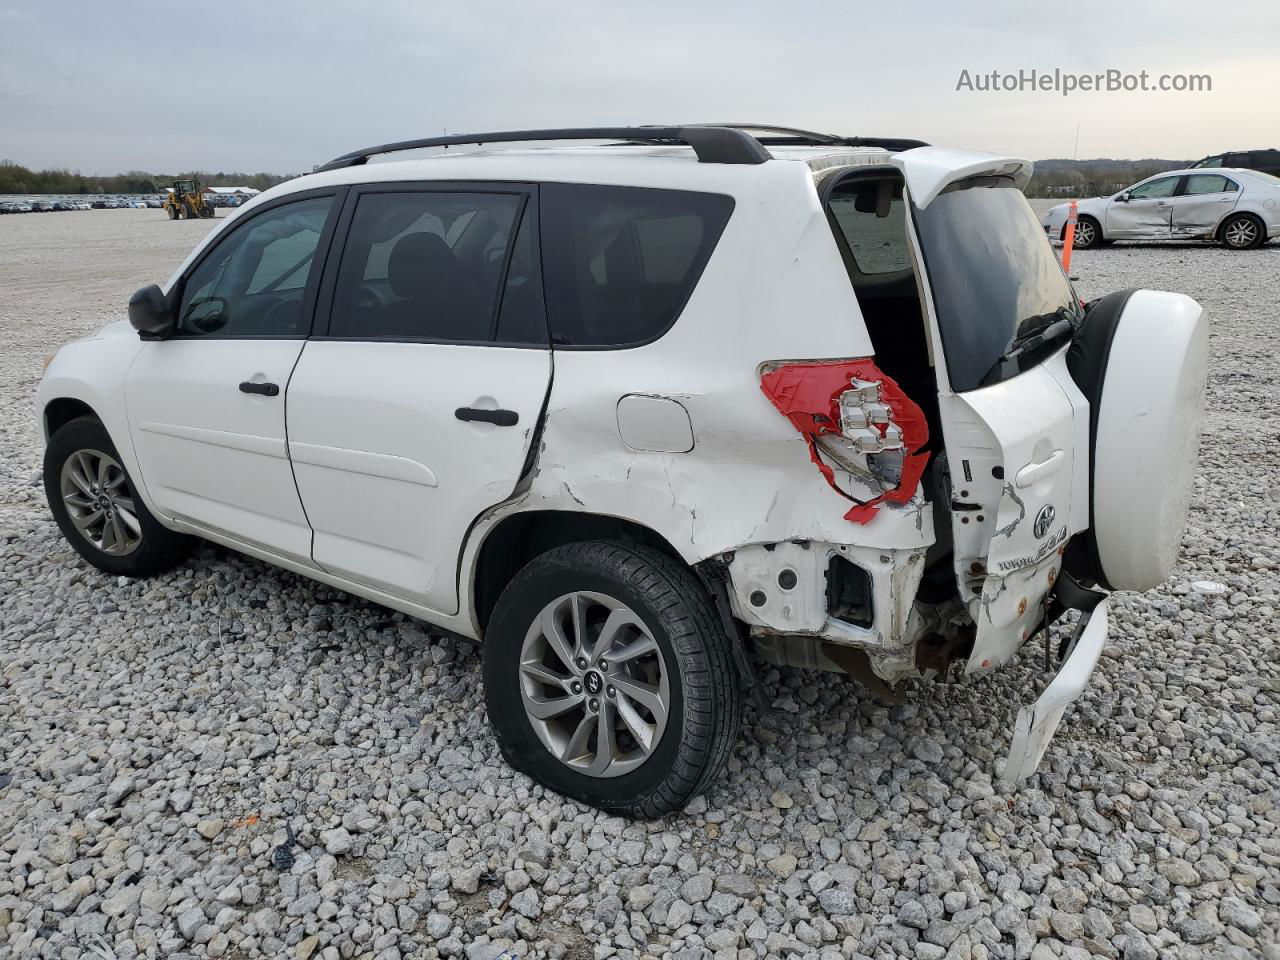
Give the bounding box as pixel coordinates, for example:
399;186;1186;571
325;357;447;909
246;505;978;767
487;539;742;818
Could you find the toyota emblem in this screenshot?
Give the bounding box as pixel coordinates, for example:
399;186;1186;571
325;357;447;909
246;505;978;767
1033;504;1056;539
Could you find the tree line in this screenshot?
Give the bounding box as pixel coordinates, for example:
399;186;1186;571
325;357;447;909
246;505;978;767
0;160;296;195
4;156;1194;200
1025;158;1190;198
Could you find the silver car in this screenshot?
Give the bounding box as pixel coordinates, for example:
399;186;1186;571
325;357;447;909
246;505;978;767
1042;168;1280;250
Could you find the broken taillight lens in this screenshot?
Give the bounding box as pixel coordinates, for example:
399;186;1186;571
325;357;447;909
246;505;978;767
760;359;929;524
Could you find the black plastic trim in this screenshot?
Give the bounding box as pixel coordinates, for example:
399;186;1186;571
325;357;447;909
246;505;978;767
239;381;280;396
1064;288;1139;590
455;407;518;427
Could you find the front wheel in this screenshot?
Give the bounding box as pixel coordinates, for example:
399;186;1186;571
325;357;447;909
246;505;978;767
484;541;741;818
1067;215;1102;249
44;416;194;577
1221;213;1265;250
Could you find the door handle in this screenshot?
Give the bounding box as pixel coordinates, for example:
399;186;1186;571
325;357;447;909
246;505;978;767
455;407;518;427
1015;449;1064;488
239;381;280;396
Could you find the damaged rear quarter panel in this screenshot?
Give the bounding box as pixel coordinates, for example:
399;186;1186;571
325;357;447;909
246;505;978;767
460;161;937;632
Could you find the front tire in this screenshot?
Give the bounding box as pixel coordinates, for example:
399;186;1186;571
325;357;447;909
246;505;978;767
1220;213;1265;250
484;541;741;818
1067;215;1102;249
44;416;193;577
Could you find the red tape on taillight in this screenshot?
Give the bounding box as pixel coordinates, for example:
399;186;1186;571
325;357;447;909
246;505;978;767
760;359;929;524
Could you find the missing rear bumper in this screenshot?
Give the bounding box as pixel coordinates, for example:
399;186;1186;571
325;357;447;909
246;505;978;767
1002;597;1110;782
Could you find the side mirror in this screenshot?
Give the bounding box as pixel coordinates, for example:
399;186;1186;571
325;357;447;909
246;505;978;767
1116;192;1130;203
128;284;175;338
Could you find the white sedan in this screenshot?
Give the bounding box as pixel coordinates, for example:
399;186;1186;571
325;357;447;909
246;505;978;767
1042;168;1280;250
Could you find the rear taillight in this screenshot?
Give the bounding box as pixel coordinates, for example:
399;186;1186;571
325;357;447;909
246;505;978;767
760;359;929;524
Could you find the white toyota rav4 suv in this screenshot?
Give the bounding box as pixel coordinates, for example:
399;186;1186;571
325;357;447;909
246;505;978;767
37;125;1208;817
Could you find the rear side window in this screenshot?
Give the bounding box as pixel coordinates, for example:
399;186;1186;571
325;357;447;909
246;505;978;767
329;191;521;341
827;179;911;275
540;184;733;347
1183;174;1236;195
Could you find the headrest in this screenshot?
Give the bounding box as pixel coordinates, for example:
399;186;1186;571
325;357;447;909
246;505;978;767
387;232;455;299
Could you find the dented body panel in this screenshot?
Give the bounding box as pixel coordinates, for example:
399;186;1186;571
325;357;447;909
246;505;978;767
937;350;1088;673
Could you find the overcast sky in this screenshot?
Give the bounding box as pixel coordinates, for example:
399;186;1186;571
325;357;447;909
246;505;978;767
3;0;1277;174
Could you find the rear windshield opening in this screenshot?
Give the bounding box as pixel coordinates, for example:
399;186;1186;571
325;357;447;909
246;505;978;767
825;170;938;446
824;168;951;589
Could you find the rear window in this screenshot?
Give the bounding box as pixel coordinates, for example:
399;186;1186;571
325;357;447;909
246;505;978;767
913;177;1082;393
540;184;734;347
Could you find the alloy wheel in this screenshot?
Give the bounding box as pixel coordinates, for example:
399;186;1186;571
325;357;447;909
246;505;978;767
59;449;142;556
1074;220;1096;247
518;591;671;778
1224;218;1258;249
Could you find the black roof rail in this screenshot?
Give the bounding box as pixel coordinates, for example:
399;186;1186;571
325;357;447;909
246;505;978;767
690;124;929;152
316;126;773;172
838;136;931;151
690;123;845;144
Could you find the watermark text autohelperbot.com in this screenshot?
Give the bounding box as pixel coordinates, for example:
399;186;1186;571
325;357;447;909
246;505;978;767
956;68;1212;96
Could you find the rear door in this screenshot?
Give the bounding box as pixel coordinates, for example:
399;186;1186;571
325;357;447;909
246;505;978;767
893;149;1089;671
1105;175;1179;238
1170;173;1240;237
285;182;551;614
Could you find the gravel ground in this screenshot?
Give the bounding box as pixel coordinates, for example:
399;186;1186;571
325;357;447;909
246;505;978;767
1;208;1277;960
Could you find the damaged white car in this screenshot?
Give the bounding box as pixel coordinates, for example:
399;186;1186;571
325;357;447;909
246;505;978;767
36;125;1208;817
1041;167;1280;249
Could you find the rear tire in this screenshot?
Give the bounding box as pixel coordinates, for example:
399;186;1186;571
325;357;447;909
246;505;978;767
1220;213;1265;250
484;540;741;818
44;416;194;577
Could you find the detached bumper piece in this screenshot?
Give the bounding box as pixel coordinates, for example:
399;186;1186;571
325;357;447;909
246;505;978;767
1003;597;1110;782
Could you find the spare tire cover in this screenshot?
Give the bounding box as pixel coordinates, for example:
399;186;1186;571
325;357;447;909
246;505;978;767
1067;289;1208;590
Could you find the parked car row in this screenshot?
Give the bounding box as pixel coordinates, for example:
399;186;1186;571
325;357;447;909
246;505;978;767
0;197;168;213
2;200;89;212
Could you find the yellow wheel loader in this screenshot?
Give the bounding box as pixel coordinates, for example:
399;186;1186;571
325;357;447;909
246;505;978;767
163;179;214;220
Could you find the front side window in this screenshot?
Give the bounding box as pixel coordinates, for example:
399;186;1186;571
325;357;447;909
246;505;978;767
329;191;521;341
1195;156;1224;168
912;177;1082;393
1127;177;1179;200
178;196;333;337
1183;174;1237;196
540;184;734;347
